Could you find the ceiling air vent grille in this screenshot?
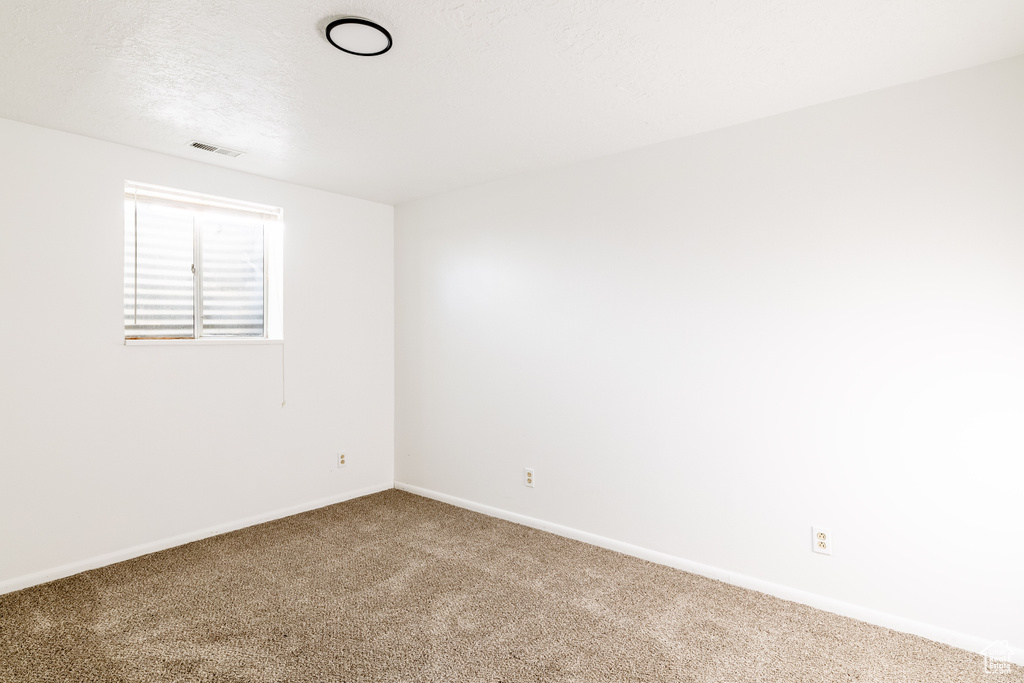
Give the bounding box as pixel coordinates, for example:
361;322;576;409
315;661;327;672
188;141;244;158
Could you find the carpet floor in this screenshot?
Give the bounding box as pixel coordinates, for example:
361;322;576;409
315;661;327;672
0;489;1018;682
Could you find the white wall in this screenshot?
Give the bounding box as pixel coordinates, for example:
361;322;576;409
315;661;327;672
0;118;394;588
396;55;1024;653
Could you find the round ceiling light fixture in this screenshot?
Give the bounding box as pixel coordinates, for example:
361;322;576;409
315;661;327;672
325;17;392;56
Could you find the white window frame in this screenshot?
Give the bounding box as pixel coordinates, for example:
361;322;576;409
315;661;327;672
123;181;284;344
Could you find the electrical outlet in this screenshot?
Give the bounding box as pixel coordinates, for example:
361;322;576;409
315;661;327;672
812;527;832;556
337;453;347;469
524;467;535;488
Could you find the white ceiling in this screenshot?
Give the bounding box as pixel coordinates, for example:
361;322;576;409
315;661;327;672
2;1;1023;205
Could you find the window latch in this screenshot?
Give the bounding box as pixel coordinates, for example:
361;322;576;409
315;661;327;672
191;263;196;275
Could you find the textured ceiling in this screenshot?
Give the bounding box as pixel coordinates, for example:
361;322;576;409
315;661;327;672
2;1;1024;204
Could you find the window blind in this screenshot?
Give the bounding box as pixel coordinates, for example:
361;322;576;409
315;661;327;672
124;199;195;339
199;216;265;337
124;183;281;340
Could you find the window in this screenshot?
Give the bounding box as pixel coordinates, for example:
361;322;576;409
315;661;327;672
124;182;283;341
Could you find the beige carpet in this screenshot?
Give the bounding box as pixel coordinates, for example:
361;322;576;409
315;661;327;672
0;489;1018;682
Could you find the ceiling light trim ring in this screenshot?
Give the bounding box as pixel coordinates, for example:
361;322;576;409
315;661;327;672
325;17;393;57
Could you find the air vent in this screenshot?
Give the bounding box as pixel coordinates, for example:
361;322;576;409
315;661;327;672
188;141;244;158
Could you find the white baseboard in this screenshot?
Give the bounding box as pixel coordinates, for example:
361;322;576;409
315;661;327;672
0;482;393;596
394;481;1024;666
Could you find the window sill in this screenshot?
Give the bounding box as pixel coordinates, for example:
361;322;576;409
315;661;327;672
124;338;284;346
